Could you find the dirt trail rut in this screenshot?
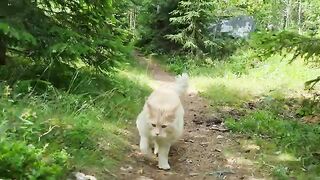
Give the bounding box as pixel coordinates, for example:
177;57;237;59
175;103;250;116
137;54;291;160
115;54;266;180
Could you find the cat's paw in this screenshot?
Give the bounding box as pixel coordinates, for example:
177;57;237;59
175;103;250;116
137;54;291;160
158;163;170;170
153;148;158;155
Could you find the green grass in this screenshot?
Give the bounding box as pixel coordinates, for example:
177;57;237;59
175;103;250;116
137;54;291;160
0;58;151;179
160;49;319;105
195;57;318;104
197;52;320;179
226;110;320;179
159;47;320;179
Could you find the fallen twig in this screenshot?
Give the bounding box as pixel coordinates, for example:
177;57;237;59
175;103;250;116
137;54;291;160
104;168;118;178
209;126;229;132
38;125;58;142
207;170;235;177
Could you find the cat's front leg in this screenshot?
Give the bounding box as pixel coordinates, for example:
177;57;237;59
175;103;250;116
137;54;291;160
139;136;152;156
158;143;171;170
154;141;159;155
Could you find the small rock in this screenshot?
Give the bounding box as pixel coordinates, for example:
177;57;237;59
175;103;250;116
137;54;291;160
120;165;133;172
189;173;199;176
74;172;87;180
214;148;222;152
137;176;154;180
186;159;193;164
163;171;175;175
184;139;194;143
137;169;144;174
74;172;97;180
200;142;209;147
217;135;224;139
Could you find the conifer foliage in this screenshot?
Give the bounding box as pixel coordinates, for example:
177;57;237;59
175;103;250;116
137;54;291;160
165;0;216;56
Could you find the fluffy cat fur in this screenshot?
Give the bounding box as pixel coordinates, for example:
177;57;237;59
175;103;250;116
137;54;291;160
136;73;189;170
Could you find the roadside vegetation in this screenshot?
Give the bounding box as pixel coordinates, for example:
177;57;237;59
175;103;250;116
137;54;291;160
1;0;320;179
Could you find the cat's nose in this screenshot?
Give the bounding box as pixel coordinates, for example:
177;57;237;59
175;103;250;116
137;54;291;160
155;133;160;136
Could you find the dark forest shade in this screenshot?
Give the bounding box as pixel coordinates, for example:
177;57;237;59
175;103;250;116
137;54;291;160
0;37;6;65
0;0;8;65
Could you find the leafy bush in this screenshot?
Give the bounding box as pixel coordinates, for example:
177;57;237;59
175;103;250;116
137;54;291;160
296;93;320;116
161;46;256;76
0;140;69;179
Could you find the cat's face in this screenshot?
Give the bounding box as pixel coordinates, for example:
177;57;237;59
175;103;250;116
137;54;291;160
147;103;176;138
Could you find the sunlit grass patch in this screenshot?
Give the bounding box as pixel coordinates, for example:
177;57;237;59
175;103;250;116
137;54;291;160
191;55;319;106
118;62;153;88
199;82;253;105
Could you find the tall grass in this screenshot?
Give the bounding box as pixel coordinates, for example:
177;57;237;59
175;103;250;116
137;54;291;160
0;58;151;179
226;110;320;179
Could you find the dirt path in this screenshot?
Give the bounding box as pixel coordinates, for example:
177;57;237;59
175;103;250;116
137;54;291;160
114;53;266;180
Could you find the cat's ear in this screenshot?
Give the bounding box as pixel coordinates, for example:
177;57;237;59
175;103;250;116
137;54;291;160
147;102;155;117
147;101;152;109
171;105;178;114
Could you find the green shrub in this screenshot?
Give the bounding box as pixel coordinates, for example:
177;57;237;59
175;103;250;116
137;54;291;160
0;140;69;179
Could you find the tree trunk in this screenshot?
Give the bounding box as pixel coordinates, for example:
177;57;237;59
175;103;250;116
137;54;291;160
129;8;137;30
283;0;291;30
298;0;302;34
0;0;8;65
0;37;6;65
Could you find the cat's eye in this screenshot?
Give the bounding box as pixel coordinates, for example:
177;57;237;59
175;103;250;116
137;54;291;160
161;125;167;128
151;123;156;127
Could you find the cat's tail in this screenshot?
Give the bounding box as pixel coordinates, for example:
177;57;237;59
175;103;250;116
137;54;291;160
174;73;189;96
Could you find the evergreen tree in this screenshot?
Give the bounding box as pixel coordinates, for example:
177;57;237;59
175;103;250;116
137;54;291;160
165;0;216;57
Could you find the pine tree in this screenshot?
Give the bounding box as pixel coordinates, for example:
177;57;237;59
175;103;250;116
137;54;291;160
165;0;216;57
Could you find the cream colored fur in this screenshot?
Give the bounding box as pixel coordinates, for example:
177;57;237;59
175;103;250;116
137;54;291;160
136;73;188;170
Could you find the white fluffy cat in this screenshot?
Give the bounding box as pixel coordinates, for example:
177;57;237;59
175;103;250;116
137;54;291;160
136;73;189;170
